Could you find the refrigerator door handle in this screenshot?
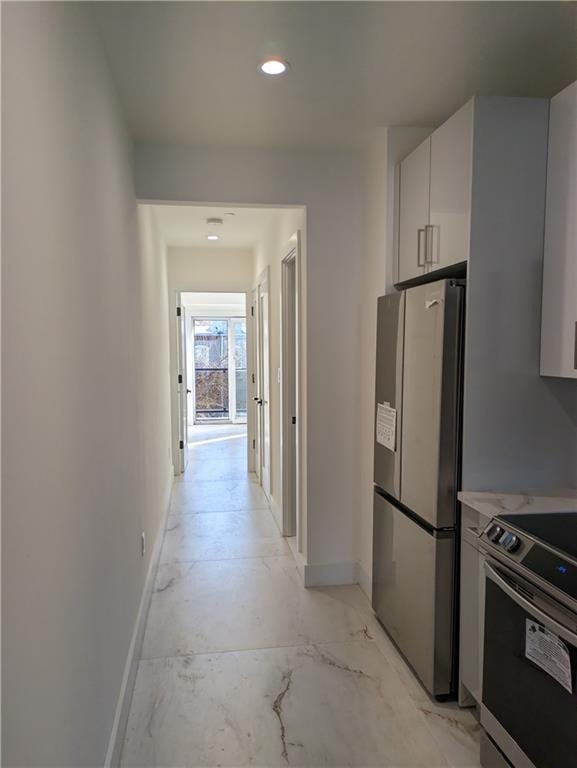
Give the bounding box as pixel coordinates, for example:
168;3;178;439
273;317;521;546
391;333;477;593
425;299;440;309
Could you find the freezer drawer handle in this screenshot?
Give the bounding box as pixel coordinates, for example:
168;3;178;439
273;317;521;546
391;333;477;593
485;562;577;644
425;299;440;309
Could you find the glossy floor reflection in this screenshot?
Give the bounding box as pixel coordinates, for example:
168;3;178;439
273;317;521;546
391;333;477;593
121;424;481;767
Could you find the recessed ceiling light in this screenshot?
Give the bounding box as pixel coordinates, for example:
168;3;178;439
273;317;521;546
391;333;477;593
259;57;289;76
207;234;219;241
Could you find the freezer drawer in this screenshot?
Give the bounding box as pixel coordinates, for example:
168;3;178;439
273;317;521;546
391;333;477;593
373;292;404;498
372;489;456;697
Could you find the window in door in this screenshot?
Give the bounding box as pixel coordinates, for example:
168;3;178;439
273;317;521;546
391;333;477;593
193;319;229;422
192;317;247;424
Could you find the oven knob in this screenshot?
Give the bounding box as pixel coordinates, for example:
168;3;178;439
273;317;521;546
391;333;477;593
486;524;504;543
503;534;521;553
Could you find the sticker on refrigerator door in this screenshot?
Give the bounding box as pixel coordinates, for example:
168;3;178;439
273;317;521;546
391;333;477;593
376;402;396;452
525;620;572;693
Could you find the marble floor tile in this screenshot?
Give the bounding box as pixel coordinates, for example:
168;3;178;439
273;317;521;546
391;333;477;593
122;640;452;768
123;423;481;768
169;478;270;514
339;589;482;767
143;557;375;659
160;511;289;565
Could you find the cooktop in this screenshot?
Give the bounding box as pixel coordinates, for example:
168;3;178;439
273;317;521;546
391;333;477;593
499;512;577;562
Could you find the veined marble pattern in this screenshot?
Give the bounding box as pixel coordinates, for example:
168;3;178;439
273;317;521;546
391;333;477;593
160;511;289;564
170;478;270;514
458;489;577;519
143;557;375;659
122;425;481;767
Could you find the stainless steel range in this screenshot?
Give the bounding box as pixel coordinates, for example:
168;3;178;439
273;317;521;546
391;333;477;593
477;511;577;768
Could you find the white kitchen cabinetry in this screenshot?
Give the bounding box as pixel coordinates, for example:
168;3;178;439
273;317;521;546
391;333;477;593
397;139;430;283
429;100;474;270
397;100;473;283
540;80;577;379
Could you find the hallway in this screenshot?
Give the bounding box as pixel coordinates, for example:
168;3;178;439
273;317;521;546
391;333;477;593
121;426;481;768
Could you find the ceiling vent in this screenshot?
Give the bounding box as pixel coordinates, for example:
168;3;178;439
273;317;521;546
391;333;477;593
206;217;224;226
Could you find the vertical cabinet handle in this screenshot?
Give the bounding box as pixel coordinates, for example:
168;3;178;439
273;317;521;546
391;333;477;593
417;228;426;267
425;225;439;265
574;321;577;370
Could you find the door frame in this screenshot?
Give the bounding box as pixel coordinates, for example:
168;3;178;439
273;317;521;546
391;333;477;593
281;238;299;538
189;316;247;424
170;288;252;476
174;292;189;474
254;267;271;501
248;288;258;475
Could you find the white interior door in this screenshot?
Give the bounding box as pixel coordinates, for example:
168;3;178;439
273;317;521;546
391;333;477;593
229;318;247;424
257;271;271;499
176;302;189;473
251;289;261;481
282;250;298;537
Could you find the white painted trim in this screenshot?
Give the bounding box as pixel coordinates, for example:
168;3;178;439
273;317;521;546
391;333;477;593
104;482;171;768
255;267;272;499
356;561;372;601
304;561;358;588
268;495;282;536
286;536;306;584
280;238;298;539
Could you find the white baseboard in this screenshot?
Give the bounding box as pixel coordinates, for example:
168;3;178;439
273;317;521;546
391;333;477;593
286;535;306;581
104;480;171;768
269;495;282;534
304;561;358;587
356;561;372;601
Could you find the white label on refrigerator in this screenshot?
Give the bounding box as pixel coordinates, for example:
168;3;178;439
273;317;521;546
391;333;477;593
376;402;396;452
525;620;572;693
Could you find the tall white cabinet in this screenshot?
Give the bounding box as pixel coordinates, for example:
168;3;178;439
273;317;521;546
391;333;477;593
540;80;577;379
396;100;473;283
395;95;577;489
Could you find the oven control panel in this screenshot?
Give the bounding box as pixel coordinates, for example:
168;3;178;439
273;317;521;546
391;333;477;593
482;522;526;560
481;521;577;605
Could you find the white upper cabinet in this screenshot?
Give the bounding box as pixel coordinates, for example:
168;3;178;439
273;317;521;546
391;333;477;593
429;100;473;270
397;100;473;283
540;80;577;379
398;138;431;283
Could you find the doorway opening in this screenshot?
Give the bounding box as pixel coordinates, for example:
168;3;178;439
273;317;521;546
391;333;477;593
181;292;247;447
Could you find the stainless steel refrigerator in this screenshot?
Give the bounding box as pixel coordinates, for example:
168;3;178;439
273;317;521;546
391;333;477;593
372;278;464;699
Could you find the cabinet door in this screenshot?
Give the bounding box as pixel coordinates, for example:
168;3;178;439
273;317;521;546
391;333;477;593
398;138;430;283
428;100;473;270
541;81;577;379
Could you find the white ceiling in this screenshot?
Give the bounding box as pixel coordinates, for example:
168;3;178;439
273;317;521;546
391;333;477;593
152;204;287;248
92;2;576;148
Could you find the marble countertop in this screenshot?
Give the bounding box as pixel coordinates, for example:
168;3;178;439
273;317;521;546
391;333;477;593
458;489;577;520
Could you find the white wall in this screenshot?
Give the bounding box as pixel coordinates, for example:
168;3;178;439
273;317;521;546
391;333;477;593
168;246;254;294
2;5;172;766
253;210;306;535
181;291;246;318
355;126;434;598
136;144;363;577
138;206;173;561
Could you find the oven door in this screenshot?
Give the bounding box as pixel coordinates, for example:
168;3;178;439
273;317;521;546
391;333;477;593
482;560;577;768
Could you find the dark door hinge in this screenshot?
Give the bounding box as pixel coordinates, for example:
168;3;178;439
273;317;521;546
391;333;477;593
178;374;183;384
176;306;182;317
251;306;254;317
179;440;184;449
252;439;256;449
251;373;255;384
292;416;297;425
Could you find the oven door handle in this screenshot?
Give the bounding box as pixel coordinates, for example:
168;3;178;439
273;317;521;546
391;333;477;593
485;562;577;645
